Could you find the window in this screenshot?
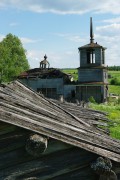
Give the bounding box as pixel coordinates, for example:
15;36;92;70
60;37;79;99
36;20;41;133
102;50;105;64
87;50;95;64
87;51;91;64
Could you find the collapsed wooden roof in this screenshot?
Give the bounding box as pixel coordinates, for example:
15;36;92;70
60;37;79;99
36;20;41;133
0;81;120;162
18;68;72;80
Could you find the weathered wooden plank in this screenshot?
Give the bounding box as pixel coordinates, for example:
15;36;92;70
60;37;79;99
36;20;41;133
0;113;120;162
0;98;113;140
0;81;120;164
1;108;119;154
0;89;90;128
0;101;87;130
1;107;120;146
0;81;108;130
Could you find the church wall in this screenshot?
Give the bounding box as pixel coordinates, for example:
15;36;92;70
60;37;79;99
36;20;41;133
80;48;103;67
64;85;76;99
80;50;87;67
76;85;103;103
94;48;102;65
78;69;103;82
20;78;64;98
103;69;108;84
0;122;99;180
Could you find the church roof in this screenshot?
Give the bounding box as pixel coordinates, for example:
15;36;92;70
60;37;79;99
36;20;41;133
18;68;72;81
0;81;120;162
78;42;106;50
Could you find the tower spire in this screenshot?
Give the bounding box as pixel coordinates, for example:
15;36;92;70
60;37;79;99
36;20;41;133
90;17;94;43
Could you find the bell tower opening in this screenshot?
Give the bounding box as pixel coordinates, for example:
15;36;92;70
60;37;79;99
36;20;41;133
87;50;95;64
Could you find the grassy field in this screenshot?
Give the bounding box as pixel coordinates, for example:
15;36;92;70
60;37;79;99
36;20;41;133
108;71;120;78
109;85;120;95
61;68;78;81
108;71;120;95
62;68;120;139
89;103;120;140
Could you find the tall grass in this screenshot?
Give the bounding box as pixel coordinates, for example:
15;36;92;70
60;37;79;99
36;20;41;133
109;85;120;95
89;102;120;140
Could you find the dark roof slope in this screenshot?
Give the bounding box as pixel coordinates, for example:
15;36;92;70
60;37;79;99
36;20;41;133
18;68;73;82
0;81;120;162
78;42;106;50
19;68;70;78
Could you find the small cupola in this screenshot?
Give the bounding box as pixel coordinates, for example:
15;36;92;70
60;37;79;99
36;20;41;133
40;54;50;69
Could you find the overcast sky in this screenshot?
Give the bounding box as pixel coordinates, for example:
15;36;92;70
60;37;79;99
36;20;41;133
0;0;120;68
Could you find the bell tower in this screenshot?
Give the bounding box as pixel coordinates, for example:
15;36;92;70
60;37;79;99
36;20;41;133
77;17;108;103
78;17;106;69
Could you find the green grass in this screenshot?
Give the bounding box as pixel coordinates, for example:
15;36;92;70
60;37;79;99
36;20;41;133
108;71;120;95
108;71;120;78
61;68;78;81
109;85;120;95
89;103;120;140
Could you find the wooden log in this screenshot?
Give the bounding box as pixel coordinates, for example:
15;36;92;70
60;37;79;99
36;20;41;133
0;145;97;180
26;134;48;157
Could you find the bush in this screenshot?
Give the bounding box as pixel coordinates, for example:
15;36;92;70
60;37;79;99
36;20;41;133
110;78;120;85
88;96;96;103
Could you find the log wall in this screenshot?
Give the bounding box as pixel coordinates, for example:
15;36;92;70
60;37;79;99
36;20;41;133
0;122;100;180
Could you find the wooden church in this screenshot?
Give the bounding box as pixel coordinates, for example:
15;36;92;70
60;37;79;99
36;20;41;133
76;17;108;103
18;18;108;103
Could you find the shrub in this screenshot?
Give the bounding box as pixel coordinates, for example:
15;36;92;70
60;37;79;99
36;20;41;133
110;78;120;85
88;96;96;103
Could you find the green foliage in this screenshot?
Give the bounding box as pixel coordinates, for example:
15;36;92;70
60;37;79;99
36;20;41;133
0;33;30;82
108;66;120;71
110;78;120;85
107;96;120;106
88;96;96;103
118;97;120;104
108;71;120;82
89;103;120;140
110;125;120;139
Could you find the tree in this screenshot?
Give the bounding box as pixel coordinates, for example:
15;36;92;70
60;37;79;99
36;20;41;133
0;33;30;82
